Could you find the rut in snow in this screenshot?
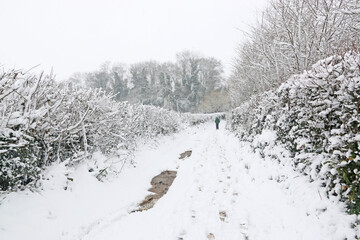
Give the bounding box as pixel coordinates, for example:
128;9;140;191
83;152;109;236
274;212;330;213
134;170;177;212
133;150;192;212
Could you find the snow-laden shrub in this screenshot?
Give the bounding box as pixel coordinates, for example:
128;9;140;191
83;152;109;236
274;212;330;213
228;51;360;214
129;104;181;138
0;69;182;191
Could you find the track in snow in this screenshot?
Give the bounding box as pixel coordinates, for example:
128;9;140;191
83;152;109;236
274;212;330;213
82;122;354;240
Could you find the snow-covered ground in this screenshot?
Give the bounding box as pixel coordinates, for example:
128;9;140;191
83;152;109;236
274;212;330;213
0;122;357;240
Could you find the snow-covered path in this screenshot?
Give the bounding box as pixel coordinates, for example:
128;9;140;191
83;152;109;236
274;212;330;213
0;122;356;239
82;123;355;240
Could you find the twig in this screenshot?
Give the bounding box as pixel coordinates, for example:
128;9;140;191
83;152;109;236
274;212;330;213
318;189;323;200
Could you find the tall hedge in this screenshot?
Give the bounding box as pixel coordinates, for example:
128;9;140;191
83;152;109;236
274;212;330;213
228;51;360;214
0;69;182;191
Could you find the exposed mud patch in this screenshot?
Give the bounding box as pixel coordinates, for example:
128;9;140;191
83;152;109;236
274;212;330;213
219;210;227;221
207;233;215;239
133;170;177;212
179;150;192;159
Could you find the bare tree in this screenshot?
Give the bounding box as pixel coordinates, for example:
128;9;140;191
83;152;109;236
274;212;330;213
230;0;360;106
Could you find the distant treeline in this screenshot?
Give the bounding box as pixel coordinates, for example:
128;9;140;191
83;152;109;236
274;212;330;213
70;51;230;113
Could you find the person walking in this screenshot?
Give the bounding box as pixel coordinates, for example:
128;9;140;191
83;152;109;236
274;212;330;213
215;117;220;130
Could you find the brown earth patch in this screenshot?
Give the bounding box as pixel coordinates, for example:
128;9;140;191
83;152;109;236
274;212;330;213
133;170;177;212
179;150;192;159
207;233;215;239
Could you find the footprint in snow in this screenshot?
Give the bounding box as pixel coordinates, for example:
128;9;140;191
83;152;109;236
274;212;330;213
191;210;196;218
239;223;249;240
207;233;215;239
219;210;227;222
178;229;187;240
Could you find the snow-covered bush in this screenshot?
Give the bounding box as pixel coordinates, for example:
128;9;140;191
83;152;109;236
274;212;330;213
0;69;182;191
228;51;360;214
129;104;181;138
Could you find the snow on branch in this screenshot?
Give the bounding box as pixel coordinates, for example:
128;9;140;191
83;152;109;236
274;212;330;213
0;68;183;192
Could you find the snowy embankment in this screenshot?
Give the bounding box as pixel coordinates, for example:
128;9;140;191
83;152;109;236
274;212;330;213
0;123;357;239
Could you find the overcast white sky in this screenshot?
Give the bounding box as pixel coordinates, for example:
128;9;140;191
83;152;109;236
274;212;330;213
0;0;268;80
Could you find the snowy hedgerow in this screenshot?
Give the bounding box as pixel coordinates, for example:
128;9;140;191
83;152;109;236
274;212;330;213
0;69;182;191
228;51;360;214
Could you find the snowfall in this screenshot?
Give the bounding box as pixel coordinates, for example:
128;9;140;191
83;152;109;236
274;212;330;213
0;122;358;240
